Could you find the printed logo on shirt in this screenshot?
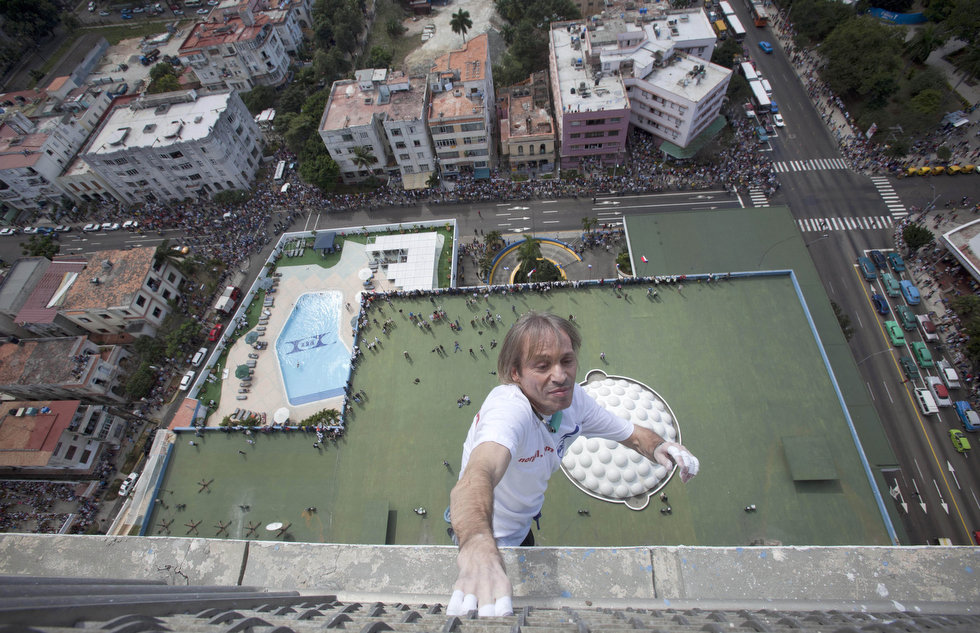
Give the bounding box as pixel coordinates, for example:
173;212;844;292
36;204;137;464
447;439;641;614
518;446;554;463
555;424;581;458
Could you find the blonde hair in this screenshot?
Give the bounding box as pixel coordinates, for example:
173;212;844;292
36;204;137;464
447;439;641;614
497;311;580;384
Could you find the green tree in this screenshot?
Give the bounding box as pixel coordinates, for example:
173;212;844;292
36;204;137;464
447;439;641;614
710;37;743;69
150;63;175;81
821;16;904;106
350;145;378;173
241;84;278;114
484;230;504;252
165;319;201;358
788;0;853;45
941;0;980;43
450;8;473;43
299;151;340;192
124;362;156;399
284;114;317;155
132;335;165;363
936;145;952;161
909;88;943;116
616;248;632;275
906;23;947;64
831;301;854;341
20;234;59;258
366;45;393;69
386;17;406;37
147;74;180;94
902;223;934;252
516;237;542;280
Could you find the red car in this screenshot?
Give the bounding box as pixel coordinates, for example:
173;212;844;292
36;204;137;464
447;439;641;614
208;323;224;341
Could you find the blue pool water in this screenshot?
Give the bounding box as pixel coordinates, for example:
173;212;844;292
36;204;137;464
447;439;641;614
276;291;350;405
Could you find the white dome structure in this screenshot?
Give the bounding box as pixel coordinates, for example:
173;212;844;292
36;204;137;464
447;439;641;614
561;370;681;510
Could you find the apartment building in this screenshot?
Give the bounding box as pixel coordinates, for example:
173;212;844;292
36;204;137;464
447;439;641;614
497;71;557;177
79;90;263;204
49;247;183;339
427;33;495;179
0;257;88;339
549;9;730;169
0;111;89;211
178;10;290;92
319;69;435;186
0;336;130;403
0;399;127;475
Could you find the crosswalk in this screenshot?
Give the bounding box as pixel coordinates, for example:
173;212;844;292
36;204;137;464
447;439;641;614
797;216;894;233
747;187;769;207
773;158;850;173
870;175;907;217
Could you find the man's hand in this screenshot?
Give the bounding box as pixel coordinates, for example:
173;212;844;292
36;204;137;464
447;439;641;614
653;441;700;482
448;532;513;616
448;441;514;617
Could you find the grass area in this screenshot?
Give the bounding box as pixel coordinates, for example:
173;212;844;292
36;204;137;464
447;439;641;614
361;0;417;71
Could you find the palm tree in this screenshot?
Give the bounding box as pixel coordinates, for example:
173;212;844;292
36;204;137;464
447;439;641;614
581;216;598;235
905;23;946;65
484;230;504;253
516;238;542;280
350;145;377;174
450;9;472;44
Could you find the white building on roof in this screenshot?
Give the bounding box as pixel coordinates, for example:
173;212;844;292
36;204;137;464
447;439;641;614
79;90;262;203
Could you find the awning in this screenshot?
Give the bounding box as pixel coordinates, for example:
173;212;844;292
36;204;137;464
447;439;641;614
474;167;491;180
313;231;336;251
659;115;728;159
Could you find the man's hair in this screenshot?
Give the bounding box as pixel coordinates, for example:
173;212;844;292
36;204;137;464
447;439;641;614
497;311;580;384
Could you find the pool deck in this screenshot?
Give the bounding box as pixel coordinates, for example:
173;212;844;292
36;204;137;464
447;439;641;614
209;241;395;426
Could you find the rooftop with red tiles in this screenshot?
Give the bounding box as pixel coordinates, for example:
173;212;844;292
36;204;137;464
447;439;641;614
0;400;81;467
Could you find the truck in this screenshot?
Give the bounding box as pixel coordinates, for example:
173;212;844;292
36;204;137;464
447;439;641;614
214;285;242;315
140;49;161;66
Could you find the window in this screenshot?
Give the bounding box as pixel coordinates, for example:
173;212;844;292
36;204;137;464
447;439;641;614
570;133;581;138
585;118;606;126
170;151;183;158
79;449;91;464
177;163;192;170
395;142;406;149
135;295;146;307
78;317;91;323
399;153;410;160
391;129;402;136
125;168;138;175
585;131;604;138
167;272;177;283
342;133;354;142
413;140;421;147
65;446;77;461
460;122;484;132
162;289;172;300
152;307;162;318
189;174;202;181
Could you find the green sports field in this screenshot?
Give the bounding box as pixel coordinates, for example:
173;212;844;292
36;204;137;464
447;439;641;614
146;206;897;547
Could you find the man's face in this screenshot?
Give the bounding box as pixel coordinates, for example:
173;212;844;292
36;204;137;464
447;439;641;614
511;329;578;416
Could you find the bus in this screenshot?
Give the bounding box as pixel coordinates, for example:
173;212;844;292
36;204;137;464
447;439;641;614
726;13;747;40
274;160;286;181
748;79;771;113
747;0;769;27
740;61;758;83
719;1;735;17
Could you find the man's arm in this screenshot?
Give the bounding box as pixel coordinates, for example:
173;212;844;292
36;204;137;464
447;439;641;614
620;425;700;483
448;441;513;616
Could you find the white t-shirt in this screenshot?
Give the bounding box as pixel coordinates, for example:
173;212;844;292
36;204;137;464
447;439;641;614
460;383;633;545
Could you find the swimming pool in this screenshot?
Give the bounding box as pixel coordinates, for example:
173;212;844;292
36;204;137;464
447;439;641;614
276;291;350;405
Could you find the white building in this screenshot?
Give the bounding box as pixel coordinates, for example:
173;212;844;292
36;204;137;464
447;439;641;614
178;10;291;92
0;112;89;211
319;69;435;186
79;90;263;203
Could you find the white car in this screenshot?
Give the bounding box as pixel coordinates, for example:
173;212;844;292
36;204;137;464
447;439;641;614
119;472;138;496
82;223;100;232
926;375;952;408
937;359;961;389
191;347;207;367
180;370;195;390
21;226;38;234
773;113;785;127
122;220;139;230
0;227;17;236
54;225;72;232
101;222;121;231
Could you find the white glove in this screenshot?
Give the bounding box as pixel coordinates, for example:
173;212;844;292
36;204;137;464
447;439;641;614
653;441;699;483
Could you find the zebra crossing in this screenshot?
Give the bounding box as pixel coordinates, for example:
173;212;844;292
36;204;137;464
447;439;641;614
797;216;894;233
747;187;769;207
870;175;907;217
773;158;850;173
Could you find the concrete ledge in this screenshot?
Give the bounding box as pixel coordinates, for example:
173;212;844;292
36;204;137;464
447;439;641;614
0;535;977;613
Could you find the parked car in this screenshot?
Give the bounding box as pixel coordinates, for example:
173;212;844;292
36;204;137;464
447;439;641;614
912;341;934;368
916;313;939;342
179;370;195;390
949;429;972;453
758;40;773;53
101;222;121;231
885;320;905;346
82;223;100;232
888;252;906;272
99;10;111;15
119;472;138;496
900;280;920;305
54;225;71;232
926;375;952;407
0;227;17;236
954;401;980;432
870;249;888;270
857;256;876;281
881;272;900;297
196;7;209;12
899;356;919;379
871;293;889;315
208;323;224;341
21;226;38;234
895;304;916;331
191;347;207;367
772;113;784;127
937;359;961;389
122;220;139;230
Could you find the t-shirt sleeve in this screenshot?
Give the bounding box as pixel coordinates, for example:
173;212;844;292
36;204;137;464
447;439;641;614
574;384;634;441
468;389;528;458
